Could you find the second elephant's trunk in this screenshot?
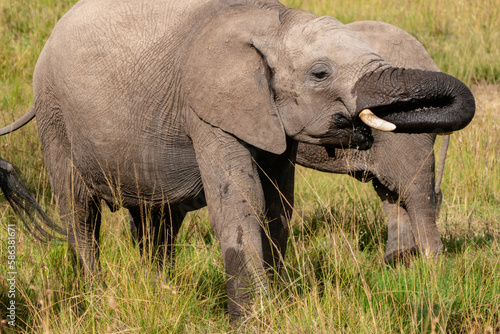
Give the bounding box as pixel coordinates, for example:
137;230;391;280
353;67;475;133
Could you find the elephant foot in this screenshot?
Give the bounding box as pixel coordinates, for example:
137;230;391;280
383;245;418;265
384;242;444;265
384;227;443;264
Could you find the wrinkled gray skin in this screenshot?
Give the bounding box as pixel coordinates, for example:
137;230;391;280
0;0;475;321
297;21;445;263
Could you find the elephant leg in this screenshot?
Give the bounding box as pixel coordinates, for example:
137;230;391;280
68;198;102;278
41;126;103;279
372;179;417;263
259;142;296;272
382;202;418;263
191;123;268;321
404;191;443;258
129;205;185;268
53;174;103;279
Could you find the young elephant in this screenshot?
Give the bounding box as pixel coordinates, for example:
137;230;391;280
297;20;450;263
0;0;474;320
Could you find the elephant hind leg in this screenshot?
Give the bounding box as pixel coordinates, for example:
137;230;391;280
52;172;103;279
129;205;185;269
67;197;103;279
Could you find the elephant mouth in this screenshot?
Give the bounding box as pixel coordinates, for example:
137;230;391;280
318;120;373;150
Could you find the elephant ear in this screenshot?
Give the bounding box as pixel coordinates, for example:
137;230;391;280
183;6;286;155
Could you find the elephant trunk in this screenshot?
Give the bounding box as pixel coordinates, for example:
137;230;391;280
353;67;475;133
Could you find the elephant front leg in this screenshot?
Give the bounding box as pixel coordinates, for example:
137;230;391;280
405;189;444;258
373;178;443;262
192;126;268;321
382;202;418;263
372;179;418;263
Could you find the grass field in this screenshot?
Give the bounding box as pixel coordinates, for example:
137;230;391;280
0;0;499;333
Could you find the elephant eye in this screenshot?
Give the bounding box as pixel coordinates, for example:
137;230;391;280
313;71;329;80
309;63;332;82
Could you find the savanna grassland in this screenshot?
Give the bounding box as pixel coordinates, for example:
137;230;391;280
0;0;499;333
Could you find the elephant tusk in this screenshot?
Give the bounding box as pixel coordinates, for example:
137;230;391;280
359;109;396;132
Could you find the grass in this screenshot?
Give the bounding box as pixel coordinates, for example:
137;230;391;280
1;0;499;333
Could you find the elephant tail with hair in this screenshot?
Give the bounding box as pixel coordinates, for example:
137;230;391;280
0;156;64;241
0;107;64;241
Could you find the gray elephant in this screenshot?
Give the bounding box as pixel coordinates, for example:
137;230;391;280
0;0;474;321
297;20;451;263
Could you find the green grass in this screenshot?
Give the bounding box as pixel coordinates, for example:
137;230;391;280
1;0;499;333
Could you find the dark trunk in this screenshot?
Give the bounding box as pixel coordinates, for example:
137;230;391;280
353;67;475;133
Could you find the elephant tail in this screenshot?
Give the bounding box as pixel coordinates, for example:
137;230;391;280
434;134;450;196
0;106;36;136
0;156;64;241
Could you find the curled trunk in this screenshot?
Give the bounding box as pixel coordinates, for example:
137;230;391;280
354;67;475;133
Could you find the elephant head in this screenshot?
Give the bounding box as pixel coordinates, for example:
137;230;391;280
184;6;474;155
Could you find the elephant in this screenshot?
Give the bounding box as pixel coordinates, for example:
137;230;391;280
296;20;452;263
0;0;475;321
